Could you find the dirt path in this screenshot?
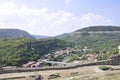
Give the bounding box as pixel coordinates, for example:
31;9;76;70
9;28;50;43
0;65;119;80
58;74;96;80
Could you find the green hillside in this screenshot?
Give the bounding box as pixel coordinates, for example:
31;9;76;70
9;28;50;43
57;26;120;52
76;26;120;32
0;38;73;67
0;29;33;38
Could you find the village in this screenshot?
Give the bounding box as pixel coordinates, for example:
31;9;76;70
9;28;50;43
1;46;120;80
22;46;99;68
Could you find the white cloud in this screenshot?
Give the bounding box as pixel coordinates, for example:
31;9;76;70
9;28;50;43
80;12;112;27
0;2;15;16
0;1;113;36
66;0;72;4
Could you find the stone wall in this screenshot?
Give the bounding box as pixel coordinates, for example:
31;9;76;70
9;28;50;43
0;54;120;74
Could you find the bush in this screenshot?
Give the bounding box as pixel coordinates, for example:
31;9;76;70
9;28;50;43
99;66;112;70
67;56;79;62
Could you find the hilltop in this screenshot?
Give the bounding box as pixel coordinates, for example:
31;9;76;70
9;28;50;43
76;26;120;32
0;29;33;38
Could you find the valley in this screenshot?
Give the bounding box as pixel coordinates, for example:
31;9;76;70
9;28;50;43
0;0;120;80
0;26;120;80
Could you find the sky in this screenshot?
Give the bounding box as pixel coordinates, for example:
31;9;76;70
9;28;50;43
0;0;119;36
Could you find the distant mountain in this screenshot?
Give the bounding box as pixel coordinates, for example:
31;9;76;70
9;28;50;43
57;26;120;51
76;26;120;32
32;35;50;39
0;29;33;38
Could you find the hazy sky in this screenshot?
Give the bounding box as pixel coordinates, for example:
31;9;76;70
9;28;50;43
0;0;119;36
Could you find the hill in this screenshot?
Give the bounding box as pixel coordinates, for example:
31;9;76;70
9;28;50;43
32;34;50;39
0;29;33;38
57;26;120;52
0;38;73;66
76;26;120;32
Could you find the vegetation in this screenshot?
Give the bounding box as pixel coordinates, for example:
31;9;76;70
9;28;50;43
67;56;79;62
99;48;119;60
49;54;66;62
72;73;120;80
0;29;33;38
57;26;120;56
1;26;120;67
99;66;112;70
0;38;73;67
76;26;120;32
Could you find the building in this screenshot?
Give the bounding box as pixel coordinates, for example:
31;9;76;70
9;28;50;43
22;61;35;68
86;54;98;62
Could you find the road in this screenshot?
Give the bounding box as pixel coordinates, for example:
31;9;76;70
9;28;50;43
41;59;72;66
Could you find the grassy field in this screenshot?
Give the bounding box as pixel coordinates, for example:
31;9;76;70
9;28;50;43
0;65;120;80
71;72;120;80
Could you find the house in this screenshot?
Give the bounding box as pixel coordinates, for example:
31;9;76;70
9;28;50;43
22;61;35;68
86;54;98;62
31;62;44;67
82;46;91;53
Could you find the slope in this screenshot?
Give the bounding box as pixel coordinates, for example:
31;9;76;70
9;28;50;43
0;38;73;66
57;26;120;52
0;29;33;38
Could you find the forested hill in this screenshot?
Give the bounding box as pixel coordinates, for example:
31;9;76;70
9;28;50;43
0;29;33;38
76;26;120;32
0;38;73;67
57;26;120;52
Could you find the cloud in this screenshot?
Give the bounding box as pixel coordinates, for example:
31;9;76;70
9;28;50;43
66;0;72;4
0;1;113;36
80;12;112;27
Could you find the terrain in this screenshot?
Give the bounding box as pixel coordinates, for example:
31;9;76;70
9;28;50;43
0;26;120;67
0;65;120;80
32;35;50;39
0;26;120;80
0;38;73;67
0;29;51;39
57;26;120;53
0;29;33;38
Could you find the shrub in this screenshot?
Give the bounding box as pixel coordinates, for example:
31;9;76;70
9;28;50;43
67;56;79;62
99;66;112;70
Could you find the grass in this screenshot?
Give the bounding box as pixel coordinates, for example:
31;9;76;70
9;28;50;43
99;66;112;70
72;72;120;80
1;66;120;80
